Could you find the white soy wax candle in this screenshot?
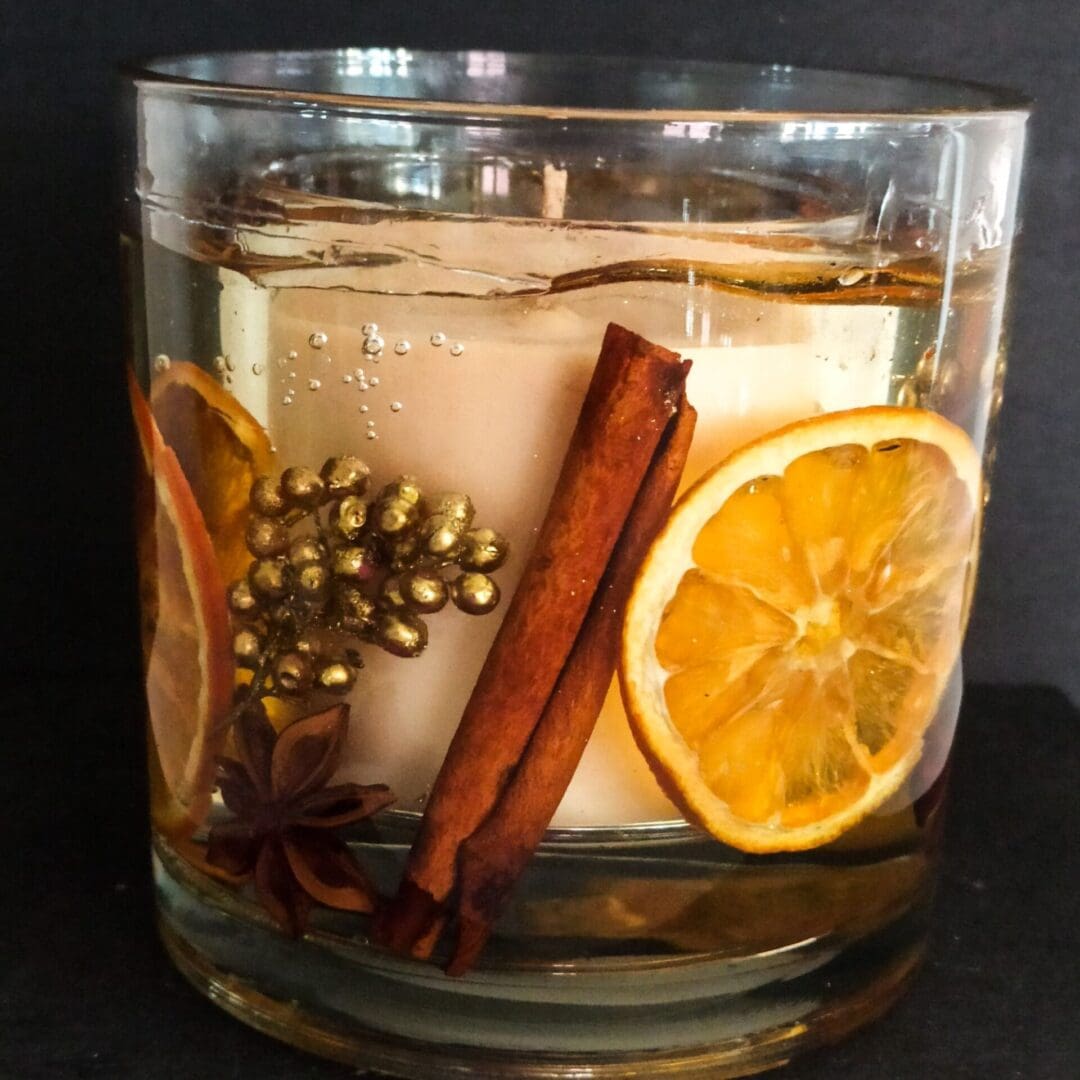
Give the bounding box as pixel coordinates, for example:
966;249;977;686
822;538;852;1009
218;242;896;825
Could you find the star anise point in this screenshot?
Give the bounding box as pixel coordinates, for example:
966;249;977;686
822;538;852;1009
206;703;394;934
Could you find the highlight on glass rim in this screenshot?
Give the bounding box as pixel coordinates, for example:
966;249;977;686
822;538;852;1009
123;47;1027;1077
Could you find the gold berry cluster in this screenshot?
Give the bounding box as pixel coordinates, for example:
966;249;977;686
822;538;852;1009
226;455;509;700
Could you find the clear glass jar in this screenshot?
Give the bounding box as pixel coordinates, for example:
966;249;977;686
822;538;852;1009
122;49;1027;1077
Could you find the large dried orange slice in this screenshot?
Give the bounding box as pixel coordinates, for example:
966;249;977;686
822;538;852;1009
620;407;980;853
150;361;273;584
129;369;234;825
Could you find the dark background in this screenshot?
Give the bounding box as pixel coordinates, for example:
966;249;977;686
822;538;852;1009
4;2;1078;1079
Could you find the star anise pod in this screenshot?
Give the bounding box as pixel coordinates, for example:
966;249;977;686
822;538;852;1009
206;700;394;936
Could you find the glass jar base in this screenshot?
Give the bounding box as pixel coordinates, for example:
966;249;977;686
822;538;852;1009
155;847;927;1078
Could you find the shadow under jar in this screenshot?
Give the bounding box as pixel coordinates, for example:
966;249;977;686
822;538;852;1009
121;48;1027;1078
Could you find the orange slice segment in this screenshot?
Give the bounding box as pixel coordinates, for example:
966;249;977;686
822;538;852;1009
621;406;981;853
150;361;273;584
129;369;235;826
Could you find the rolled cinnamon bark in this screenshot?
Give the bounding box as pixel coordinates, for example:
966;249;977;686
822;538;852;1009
375;324;690;955
448;394;697;975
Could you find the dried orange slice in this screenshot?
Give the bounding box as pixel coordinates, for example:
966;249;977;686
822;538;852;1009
620;407;980;853
150;361;273;584
129;369;234;826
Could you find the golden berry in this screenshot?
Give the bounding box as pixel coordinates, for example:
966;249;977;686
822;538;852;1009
320;455;370;498
424;492;474;528
335;585;376;634
288;535;328;568
250;475;287;517
295;561;330;602
273;651;313;695
249;558;290;601
420;514;462;560
233;629;263;668
388;533;421;572
316;661;356;695
458;527;509;572
380;575;409;609
281;466;326;509
401;569;449;614
246;516;290;557
375;496;419;537
227;578;259;615
452;572;500;615
293;632;321;657
382;475;423;506
375;611;428;658
333;544;378;581
331;495;368;540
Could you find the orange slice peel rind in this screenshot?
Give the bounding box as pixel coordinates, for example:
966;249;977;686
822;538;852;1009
129;368;235;828
620;406;981;853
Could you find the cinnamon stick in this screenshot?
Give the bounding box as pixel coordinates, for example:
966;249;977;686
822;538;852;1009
374;325;690;955
447;394;697;975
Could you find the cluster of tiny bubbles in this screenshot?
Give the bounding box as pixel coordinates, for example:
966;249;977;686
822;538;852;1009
153;353;171;373
394;340;410;355
308;331;328;350
362;323;385;359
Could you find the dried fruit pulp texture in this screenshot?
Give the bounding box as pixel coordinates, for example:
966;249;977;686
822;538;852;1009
150;364;274;584
656;431;975;835
132;207;1001;836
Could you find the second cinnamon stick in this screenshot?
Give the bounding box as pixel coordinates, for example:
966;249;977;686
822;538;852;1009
448;393;697;975
375;324;689;954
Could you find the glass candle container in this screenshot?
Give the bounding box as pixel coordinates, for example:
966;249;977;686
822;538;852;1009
121;49;1027;1078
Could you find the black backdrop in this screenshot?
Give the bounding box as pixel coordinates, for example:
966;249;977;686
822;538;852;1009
3;4;1079;1079
4;0;1077;703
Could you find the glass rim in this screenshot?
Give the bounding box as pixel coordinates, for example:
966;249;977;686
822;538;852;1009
121;48;1032;123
